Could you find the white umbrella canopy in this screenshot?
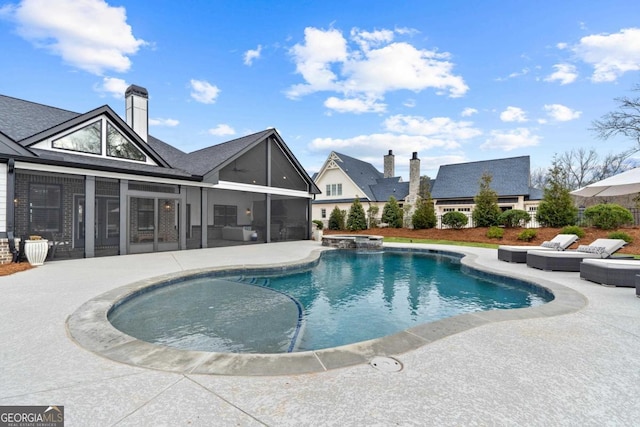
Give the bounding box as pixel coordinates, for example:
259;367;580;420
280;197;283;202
571;167;640;197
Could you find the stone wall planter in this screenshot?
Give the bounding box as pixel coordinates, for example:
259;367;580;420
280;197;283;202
25;239;49;266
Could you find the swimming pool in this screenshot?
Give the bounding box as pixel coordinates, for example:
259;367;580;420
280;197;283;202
108;249;552;354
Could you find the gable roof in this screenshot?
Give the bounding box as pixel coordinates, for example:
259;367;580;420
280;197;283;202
318;152;416;202
1;92;318;193
431;156;533;199
330;152;384;200
0;95;80;142
164;129;273;175
147;128;321;193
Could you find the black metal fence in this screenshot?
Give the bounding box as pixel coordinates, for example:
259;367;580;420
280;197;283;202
433;208;640;229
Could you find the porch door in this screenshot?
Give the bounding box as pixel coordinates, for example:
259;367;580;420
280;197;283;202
74;196;120;248
128;197;180;254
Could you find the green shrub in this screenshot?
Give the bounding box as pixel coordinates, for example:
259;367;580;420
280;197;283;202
328;206;346;230
517;229;537;242
412;198;437;229
312;219;324;230
498;209;531;228
381;196;403;228
441;211;468;229
607;231;633;243
560;225;586;238
583;203;634;230
346;197;368;231
472;173;501;227
486;226;504;239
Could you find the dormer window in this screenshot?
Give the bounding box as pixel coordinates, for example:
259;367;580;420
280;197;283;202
50;117;146;162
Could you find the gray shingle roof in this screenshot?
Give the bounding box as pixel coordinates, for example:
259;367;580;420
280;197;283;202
370;177;410;201
431;156;532;199
168;130;272;175
0;95;80;141
332;152;384;200
1;93;318;192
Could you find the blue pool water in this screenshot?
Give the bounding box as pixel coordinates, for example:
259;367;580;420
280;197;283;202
109;249;552;353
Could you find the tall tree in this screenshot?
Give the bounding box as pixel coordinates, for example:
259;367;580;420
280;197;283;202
536;160;578;227
346;197;367;231
472;172;501;227
592;84;640;146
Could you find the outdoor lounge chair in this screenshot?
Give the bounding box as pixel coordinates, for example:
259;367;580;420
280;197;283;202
580;258;640;288
526;238;628;272
497;234;579;263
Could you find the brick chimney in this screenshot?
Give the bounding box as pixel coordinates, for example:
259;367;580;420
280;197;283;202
384;150;395;178
125;84;148;142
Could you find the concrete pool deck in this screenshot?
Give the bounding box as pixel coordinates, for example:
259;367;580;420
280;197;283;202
2;241;639;425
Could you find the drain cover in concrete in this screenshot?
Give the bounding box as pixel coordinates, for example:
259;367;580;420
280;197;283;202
370;356;403;372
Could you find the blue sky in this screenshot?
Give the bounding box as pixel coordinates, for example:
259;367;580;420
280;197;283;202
1;0;640;179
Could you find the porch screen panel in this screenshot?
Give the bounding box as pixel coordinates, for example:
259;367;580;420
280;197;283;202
270;141;308;191
270;195;308;241
219;141;267;186
95;179;120;257
29;183;61;234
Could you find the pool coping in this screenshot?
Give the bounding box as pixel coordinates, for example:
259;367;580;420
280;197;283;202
65;245;588;376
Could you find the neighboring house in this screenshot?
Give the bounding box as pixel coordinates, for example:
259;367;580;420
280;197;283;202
312;151;541;228
431;156;542;227
312;150;420;227
0;85;320;263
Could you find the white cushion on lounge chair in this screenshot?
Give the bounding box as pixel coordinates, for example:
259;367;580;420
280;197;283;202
528;238;627;259
498;234;579;253
582;258;640;268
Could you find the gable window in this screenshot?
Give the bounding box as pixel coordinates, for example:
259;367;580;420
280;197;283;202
52;121;101;154
29;183;61;233
107;123;146;161
326;184;342;196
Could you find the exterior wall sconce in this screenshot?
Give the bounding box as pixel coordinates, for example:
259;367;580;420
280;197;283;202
163;201;172;211
246;208;251;216
14;198;18;206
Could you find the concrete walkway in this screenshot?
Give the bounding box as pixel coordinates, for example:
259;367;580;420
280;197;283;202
1;241;639;426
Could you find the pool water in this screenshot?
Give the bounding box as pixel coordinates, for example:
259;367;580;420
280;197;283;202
109;250;551;353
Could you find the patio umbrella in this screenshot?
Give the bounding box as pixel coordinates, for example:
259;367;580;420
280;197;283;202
571;167;640;197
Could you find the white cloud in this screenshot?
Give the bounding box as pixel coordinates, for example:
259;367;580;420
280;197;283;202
461;107;478;117
287;27;348;98
500;106;528;123
287;26;468;106
243;45;262;66
403;98;416;108
480;128;541;151
572;27;640;82
350;27;394;51
543;104;582;121
383;115;482;140
190;79;220;104
93;77;128;98
544;63;578;85
4;0;145;75
208;124;235;136
149;118;179;127
324;96;386;114
309;132;462;153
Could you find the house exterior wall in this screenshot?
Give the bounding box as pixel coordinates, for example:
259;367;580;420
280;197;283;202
0;163;6;233
314;168;363;201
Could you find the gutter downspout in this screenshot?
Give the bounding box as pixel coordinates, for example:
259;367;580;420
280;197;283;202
7;159;15;234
